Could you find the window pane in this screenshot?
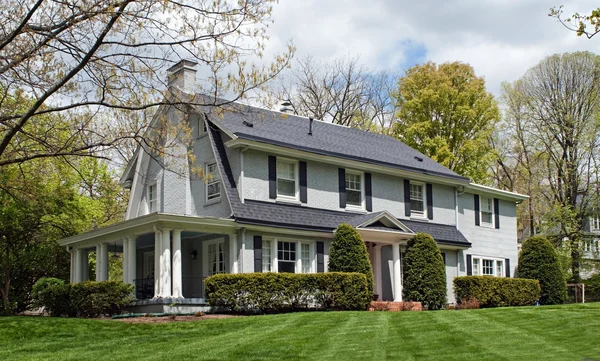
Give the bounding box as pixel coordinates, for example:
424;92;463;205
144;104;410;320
473;258;480;276
483;259;494;275
277;179;295;197
207;182;220;199
410;184;424;213
496;260;504;277
345;173;361;191
301;244;311;273
481;212;492;224
278;261;295;273
347;190;361;206
262;241;271;272
277;161;295;179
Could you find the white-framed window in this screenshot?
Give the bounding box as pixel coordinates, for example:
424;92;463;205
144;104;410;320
276;159;298;200
206;162;221;202
345;171;364;209
480;196;493;227
197;116;208;138
204;239;225;276
592;216;600;231
147;183;157;213
262;240;272;272
301;243;311;274
410;182;426;217
472;256;504;277
277;241;296;273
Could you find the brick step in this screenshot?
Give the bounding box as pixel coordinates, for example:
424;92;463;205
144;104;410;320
368;301;422;312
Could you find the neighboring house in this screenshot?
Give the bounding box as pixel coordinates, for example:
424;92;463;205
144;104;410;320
581;215;600;277
58;60;528;312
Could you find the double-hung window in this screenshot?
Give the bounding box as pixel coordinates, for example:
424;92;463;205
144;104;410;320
277;241;296;273
262;240;272;272
206;162;221;202
480;197;493;226
592;216;600;231
410;183;425;217
345;171;363;208
301;243;311;274
277;159;298;199
472;257;504;277
147;184;157;213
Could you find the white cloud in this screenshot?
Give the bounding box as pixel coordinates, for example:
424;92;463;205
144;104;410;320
262;0;600;95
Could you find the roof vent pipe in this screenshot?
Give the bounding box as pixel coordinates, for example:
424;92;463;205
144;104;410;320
308;117;313;136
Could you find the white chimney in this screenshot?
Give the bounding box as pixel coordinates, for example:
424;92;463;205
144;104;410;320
167;59;198;94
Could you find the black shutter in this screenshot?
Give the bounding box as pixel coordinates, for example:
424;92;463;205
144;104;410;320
426;183;433;220
505;258;510;278
365;173;372;212
474;194;480;226
338;168;346;208
268;156;276;199
299;161;307;203
316;241;324;272
404;179;411;217
253;236;263;273
466;254;472;276
494;198;500;229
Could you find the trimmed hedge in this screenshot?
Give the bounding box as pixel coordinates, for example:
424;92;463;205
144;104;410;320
32;278;134;317
205;272;371;313
517;235;567;305
328;224;374;294
454;276;540;308
402;233;447;310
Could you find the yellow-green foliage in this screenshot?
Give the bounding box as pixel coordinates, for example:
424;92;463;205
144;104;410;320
454;276;540;308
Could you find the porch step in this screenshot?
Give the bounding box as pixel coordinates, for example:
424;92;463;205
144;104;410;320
368;301;422;312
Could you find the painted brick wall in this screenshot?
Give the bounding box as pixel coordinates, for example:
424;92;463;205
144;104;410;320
457;193;518;277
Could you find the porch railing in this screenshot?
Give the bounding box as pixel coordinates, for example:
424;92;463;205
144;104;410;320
183;276;206;298
134;277;154;300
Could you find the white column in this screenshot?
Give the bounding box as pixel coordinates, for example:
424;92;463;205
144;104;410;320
128;237;137;285
95;245;102;281
100;243;109;281
230;234;238;274
161;229;172;298
392;242;402;302
172;230;183;298
374;244;383;299
295;241;302;274
74;249;83;283
271;239;278;272
122;238;129;284
154;230;162;298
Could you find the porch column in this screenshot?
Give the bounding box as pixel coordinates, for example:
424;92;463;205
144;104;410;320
99;243;108;281
271;239;278;272
160;229;172;298
374;244;383;299
95;245;102;281
154;230;162;298
229;234;238;274
128;237;136;285
295;240;302;274
172;229;183;298
74;248;83;283
392;242;402;302
122;238;129;284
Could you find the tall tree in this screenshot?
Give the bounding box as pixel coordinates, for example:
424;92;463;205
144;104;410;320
268;55;398;133
496;52;600;282
392;61;499;183
0;0;294;167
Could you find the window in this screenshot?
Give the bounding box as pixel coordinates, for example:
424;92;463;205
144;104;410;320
277;159;297;199
197;116;208;138
592;216;600;230
262;240;272;272
345;172;363;208
207;242;225;276
147;184;157;213
301;243;311;274
472;257;504;277
277;241;296;273
206;162;221;202
480;197;493;226
410;183;425;217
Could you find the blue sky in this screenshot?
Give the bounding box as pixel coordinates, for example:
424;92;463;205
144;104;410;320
263;0;600;96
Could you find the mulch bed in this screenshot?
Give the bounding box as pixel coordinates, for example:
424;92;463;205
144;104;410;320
113;314;239;323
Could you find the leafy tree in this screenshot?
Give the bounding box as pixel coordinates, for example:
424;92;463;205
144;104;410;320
402;233;447;310
392;61;499;183
328;224;374;294
495;52;600;281
550;6;600;39
517;236;567;305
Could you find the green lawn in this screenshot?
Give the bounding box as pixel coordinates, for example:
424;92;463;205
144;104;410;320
1;303;600;361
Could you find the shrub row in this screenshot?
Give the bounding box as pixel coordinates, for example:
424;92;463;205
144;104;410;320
32;278;134;317
454;276;540;308
205;272;371;313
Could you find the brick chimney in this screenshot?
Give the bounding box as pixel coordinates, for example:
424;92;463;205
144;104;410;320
167;59;198;94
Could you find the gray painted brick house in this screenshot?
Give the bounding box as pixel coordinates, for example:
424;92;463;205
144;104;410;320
58;60;528;311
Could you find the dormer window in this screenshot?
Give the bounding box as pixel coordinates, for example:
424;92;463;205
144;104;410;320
147;184;157;213
276;159;298;200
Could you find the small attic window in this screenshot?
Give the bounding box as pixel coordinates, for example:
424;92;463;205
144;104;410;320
414;156;423;162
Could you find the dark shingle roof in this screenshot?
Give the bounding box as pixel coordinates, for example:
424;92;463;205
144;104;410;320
400;219;470;247
209;106;469;182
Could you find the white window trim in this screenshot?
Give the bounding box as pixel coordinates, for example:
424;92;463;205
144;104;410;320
266;237;316;274
471;255;505;277
197;116;208;139
205;161;221;204
591;216;600;231
276;157;300;202
203;238;226;277
345;169;365;211
147;183;158;214
409;181;427;219
480;196;494;228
